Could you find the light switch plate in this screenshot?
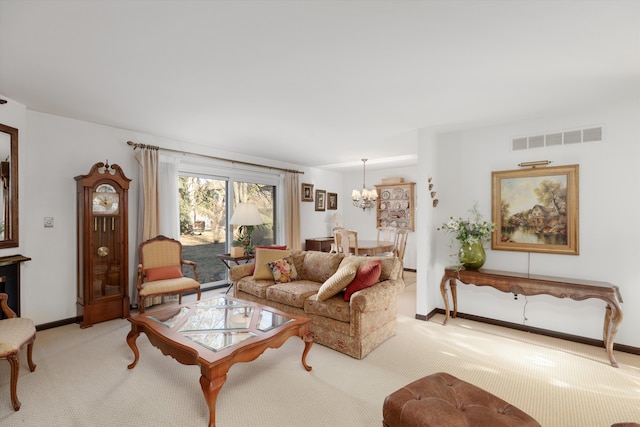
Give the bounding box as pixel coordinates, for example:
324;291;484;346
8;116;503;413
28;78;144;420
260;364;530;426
44;217;54;228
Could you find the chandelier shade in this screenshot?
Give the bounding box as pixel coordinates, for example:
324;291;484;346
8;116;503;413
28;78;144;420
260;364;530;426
352;159;378;211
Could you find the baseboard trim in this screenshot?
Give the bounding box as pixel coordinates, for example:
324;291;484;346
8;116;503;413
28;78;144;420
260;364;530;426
415;307;439;321
36;317;82;331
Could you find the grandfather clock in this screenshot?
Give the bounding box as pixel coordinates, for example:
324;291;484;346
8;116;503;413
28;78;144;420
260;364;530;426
75;161;131;328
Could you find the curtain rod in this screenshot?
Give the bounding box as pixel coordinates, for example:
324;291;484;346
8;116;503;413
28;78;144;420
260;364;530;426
126;141;304;174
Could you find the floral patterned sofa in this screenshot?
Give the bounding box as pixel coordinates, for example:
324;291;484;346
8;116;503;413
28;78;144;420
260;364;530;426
229;249;405;359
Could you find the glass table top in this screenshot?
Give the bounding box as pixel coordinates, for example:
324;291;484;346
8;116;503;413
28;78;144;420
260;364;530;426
148;296;295;352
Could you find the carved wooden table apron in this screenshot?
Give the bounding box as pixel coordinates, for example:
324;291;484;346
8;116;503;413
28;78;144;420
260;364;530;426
439;267;624;368
126;296;314;426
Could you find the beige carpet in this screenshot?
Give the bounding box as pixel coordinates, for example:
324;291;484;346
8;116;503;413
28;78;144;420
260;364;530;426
1;276;639;426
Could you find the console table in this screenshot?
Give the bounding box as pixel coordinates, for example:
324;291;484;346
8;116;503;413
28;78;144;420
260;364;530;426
439;267;624;367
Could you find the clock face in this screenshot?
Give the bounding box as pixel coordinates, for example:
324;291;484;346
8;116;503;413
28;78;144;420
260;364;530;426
92;183;119;214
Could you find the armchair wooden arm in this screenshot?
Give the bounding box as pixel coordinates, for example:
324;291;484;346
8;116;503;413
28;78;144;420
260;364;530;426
0;293;17;318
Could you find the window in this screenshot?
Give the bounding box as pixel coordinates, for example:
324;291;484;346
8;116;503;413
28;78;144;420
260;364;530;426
177;165;280;288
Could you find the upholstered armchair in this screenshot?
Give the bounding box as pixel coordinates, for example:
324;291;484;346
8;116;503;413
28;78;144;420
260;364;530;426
0;293;36;411
136;235;201;313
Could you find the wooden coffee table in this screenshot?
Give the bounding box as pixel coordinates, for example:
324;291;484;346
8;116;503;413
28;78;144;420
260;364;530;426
126;296;314;427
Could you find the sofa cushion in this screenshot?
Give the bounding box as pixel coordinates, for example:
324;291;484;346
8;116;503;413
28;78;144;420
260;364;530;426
289;249;307;278
305;294;350;323
344;260;382;301
253;247;292;280
339;255;400;281
300;251;344;283
317;262;359;301
267;256;298;283
266;281;321;308
236;276;275;299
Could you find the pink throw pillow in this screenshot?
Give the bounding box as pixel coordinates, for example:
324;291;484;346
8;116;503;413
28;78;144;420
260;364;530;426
145;265;183;281
343;260;382;301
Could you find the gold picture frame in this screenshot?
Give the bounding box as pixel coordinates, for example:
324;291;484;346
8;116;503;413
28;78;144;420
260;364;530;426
492;164;579;255
302;183;314;202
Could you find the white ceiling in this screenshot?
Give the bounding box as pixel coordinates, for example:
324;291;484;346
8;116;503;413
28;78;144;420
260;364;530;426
1;1;639;170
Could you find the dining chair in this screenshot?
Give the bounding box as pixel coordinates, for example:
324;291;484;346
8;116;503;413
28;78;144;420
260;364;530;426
0;293;36;411
376;226;396;246
393;229;409;278
136;235;201;313
330;226;345;253
335;228;359;255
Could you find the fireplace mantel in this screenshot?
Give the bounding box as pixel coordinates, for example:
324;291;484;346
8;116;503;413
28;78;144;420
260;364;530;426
0;254;31;317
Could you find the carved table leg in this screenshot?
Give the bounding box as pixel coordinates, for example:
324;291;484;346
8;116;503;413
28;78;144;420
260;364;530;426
440;274;450;325
301;332;314;372
126;328;141;369
200;374;227;427
450;279;458;318
603;304;622;368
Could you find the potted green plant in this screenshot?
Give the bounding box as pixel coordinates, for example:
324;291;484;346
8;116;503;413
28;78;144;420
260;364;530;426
234;224;260;256
438;203;495;270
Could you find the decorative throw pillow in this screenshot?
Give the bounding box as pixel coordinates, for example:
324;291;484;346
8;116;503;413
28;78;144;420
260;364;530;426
267;257;298;283
317;262;359;301
343;260;382;301
250;245;288;274
253;247;292;280
145;265;183;282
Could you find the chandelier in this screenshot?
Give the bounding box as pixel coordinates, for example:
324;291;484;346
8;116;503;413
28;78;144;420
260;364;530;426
351;158;378;211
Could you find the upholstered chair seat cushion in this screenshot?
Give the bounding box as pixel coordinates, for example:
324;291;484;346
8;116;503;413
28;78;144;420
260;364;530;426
0;318;35;355
138;277;200;297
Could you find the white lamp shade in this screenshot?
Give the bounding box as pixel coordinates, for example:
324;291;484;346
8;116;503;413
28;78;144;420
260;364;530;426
229;203;263;226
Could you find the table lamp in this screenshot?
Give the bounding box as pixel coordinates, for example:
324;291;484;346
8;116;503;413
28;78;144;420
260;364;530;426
229;203;263;255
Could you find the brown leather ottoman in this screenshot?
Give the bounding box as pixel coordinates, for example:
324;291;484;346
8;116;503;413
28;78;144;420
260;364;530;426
383;372;540;427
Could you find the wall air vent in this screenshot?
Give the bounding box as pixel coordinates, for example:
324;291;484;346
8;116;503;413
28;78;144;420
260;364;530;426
512;125;603;151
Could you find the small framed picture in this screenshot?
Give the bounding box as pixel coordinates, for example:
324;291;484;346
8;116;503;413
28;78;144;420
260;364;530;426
302;183;314;202
315;190;326;211
327;192;338;210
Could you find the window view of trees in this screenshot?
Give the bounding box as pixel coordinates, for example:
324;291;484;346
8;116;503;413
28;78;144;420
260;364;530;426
178;174;276;286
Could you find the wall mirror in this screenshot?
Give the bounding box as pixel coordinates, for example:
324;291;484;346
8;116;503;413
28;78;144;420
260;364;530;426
0;123;18;249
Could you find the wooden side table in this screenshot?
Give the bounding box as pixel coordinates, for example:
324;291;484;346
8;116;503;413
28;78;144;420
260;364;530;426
216;253;254;293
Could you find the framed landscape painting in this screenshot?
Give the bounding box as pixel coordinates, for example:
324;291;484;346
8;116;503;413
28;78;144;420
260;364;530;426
491;164;579;255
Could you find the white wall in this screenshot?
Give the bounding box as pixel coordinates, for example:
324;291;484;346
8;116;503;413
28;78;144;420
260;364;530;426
426;99;640;348
298;168;343;243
